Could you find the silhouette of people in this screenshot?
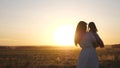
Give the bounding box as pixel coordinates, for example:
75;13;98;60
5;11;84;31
74;21;104;68
88;22;104;48
74;21;87;46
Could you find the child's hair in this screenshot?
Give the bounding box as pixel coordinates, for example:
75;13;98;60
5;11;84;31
88;22;98;33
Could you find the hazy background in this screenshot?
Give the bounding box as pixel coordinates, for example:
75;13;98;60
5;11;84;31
0;0;120;46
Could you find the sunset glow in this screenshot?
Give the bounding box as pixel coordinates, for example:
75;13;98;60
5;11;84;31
53;25;75;46
0;0;120;46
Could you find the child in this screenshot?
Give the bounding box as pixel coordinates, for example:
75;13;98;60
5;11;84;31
88;22;104;48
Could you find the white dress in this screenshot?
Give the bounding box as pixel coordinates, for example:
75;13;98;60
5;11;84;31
77;32;99;68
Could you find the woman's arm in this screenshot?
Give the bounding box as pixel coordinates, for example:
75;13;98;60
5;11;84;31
94;33;104;48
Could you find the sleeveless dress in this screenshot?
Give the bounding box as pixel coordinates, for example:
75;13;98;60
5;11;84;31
77;32;99;68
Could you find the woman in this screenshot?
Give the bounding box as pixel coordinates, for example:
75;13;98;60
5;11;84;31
74;21;99;68
88;22;104;48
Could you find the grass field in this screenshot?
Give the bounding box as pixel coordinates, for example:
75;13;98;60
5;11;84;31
0;45;120;68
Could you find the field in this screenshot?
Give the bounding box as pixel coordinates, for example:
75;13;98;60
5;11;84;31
0;45;120;68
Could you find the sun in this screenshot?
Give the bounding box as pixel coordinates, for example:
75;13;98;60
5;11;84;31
53;25;75;46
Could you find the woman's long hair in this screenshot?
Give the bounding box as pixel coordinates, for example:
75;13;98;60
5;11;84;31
88;22;98;33
74;21;87;46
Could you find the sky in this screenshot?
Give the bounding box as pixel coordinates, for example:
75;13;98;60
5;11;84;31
0;0;120;46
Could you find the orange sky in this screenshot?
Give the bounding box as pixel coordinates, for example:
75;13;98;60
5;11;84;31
0;0;120;46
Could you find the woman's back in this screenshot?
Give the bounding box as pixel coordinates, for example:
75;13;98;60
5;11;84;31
79;32;96;48
77;32;99;68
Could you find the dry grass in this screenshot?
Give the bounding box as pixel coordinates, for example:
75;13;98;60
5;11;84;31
0;46;119;68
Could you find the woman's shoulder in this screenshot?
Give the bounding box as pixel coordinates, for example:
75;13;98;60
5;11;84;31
86;32;93;35
84;32;92;38
86;32;95;38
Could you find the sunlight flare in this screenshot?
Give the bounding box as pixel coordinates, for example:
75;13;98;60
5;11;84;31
53;25;75;46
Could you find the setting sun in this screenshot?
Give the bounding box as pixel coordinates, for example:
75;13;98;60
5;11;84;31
53;25;75;46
